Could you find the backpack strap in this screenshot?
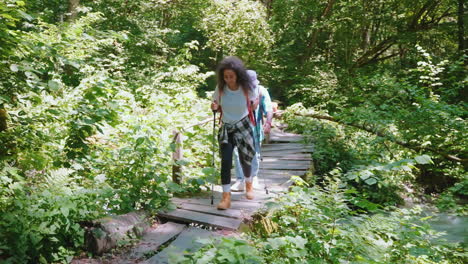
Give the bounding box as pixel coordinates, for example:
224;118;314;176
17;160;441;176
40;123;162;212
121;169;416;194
242;88;256;126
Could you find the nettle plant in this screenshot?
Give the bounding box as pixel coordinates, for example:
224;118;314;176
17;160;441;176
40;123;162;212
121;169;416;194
410;45;449;102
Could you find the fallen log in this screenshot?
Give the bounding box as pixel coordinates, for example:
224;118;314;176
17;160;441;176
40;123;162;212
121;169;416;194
84;211;150;255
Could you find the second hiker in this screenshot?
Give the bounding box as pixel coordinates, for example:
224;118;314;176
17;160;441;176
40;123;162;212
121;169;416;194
232;70;273;192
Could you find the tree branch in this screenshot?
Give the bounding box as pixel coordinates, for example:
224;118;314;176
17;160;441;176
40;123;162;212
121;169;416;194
290;112;466;163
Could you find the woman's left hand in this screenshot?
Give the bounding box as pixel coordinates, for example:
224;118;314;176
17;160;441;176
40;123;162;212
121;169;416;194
263;122;271;134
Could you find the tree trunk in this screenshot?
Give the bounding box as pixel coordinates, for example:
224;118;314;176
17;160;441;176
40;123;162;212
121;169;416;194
458;0;466;53
301;0;335;63
0;108;7;132
360;0;371;52
260;0;274;18
67;0;80;22
84;211;149;255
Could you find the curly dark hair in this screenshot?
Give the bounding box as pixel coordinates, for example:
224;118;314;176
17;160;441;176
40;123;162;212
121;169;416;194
216;56;253;95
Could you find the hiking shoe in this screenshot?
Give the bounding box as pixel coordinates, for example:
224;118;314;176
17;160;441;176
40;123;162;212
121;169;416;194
231;180;245;192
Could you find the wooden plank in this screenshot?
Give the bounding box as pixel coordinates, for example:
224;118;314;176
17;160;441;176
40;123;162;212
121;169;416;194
269;130;303;138
145;227;217;264
269;136;303;143
264;143;312;148
158;208;242;231
231;189;275;201
261;144;311;151
260;162;310;170
232;177;291;187
262;143;305;147
262;153;312;158
259;170;308;177
261;148;312;155
262;144;313;150
261;160;311;166
172;198;263;212
261;147;313;154
262;155;312;161
177;203;242;219
129;222;186;259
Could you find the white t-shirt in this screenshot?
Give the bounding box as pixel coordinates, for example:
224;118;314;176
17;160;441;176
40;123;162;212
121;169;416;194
212;85;258;124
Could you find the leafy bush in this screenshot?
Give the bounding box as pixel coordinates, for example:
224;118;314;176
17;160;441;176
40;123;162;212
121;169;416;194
179;181;465;263
172;237;263;264
0;7;215;262
0;166;104;263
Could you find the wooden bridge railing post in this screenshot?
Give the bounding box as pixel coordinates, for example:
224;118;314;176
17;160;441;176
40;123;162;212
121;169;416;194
172;130;183;184
171;117;213;184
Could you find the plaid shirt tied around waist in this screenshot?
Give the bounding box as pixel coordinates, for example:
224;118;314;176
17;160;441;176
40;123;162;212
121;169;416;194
218;116;255;165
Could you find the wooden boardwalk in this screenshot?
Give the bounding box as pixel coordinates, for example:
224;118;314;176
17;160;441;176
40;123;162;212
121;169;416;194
109;127;313;264
158;130;313;231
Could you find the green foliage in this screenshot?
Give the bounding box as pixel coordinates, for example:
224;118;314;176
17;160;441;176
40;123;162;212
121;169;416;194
172;237;263;264
436;179;468;214
180;182;465;263
196;0;274;63
282;44;466;206
286;63;343;111
0;3;214;261
0;0;465;262
0;166;103;263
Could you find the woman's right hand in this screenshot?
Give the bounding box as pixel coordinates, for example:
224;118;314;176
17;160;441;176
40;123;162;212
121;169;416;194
211;101;219;111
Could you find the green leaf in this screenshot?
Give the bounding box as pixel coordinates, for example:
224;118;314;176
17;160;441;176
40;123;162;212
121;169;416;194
359;170;373;180
17;10;33;21
346;172;357;180
10;64;18;72
47;80;60;91
175;159;190;166
135;137;145;147
414;155;432;164
61;207;69;217
364;178;377;185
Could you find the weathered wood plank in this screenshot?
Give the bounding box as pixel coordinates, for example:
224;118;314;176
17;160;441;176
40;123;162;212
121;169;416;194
232;177;291;187
158;209;242;231
261;148;312;155
262;152;312;158
262;155;312;161
269;130;304;138
144;227;217;264
129;222;186;259
269;136;303;143
261;144;312;151
259;170;308;177
260;162;310;170
177;203;242;219
172;198;263;212
261;160;311;166
262;143;305;147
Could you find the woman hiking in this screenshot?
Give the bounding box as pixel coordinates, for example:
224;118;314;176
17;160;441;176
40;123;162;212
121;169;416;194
211;56;258;210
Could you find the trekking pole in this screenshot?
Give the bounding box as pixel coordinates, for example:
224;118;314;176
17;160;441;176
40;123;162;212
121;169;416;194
211;110;216;205
260;144;269;194
254;108;269;195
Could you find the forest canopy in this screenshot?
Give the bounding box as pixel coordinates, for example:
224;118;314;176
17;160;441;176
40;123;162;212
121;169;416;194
0;0;466;263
